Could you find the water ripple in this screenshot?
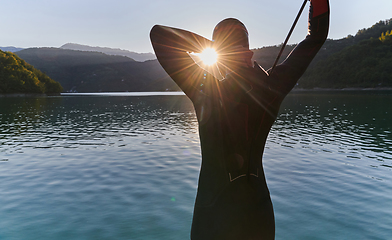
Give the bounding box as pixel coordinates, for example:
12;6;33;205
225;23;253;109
1;92;391;240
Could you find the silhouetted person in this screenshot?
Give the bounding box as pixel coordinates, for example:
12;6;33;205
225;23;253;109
150;0;329;239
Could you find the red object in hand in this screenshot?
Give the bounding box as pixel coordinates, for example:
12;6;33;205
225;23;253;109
311;0;329;17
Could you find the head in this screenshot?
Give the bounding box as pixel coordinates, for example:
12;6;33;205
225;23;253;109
212;18;253;74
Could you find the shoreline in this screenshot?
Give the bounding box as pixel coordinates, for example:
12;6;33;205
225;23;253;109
1;88;392;97
0;93;61;98
292;87;392;92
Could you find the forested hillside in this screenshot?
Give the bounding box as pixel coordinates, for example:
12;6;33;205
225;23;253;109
16;48;178;92
0;50;63;94
299;19;392;88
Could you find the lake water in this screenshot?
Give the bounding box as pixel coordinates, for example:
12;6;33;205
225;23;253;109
1;91;391;240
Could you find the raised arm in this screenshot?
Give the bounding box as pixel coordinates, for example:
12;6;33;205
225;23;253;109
269;0;330;93
150;25;214;100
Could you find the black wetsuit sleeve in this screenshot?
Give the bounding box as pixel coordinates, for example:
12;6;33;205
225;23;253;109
150;25;214;101
269;0;330;94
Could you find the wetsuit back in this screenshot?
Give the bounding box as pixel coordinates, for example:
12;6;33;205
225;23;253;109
150;1;330;239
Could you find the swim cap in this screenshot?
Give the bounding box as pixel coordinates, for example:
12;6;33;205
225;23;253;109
212;18;249;49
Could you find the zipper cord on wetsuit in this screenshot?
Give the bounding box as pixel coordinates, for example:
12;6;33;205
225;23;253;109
247;139;252;182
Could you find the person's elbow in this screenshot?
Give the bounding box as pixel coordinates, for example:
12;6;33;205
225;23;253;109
150;25;165;43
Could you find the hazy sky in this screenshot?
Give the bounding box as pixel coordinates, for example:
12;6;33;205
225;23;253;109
1;0;391;53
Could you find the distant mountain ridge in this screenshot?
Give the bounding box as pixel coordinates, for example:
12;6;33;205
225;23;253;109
60;43;156;62
0;46;25;52
16;47;177;92
11;18;392;92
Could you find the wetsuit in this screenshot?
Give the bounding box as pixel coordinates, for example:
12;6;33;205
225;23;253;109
150;0;329;239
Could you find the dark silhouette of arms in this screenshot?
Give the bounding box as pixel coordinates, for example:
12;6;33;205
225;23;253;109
270;0;330;94
150;25;214;100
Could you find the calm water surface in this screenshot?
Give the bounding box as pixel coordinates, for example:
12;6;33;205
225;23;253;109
0;92;391;240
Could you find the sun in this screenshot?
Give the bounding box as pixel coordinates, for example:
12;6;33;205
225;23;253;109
198;48;218;66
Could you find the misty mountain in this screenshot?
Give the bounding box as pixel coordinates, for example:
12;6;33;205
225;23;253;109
60;43;156;62
0;46;25;52
15;47;178;92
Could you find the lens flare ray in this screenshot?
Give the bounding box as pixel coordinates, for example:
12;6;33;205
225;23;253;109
193;48;218;66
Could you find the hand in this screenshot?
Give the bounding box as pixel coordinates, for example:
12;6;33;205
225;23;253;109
310;0;329;18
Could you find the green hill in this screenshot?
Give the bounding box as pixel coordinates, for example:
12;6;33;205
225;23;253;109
0;50;63;94
299;33;392;88
299;19;392;89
